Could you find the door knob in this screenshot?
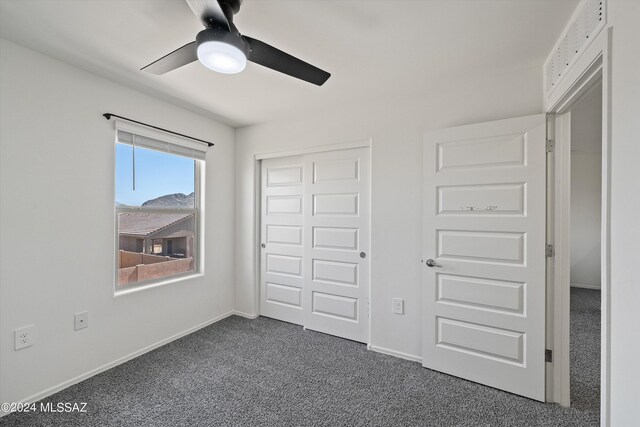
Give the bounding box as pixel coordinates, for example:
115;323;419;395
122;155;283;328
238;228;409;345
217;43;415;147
425;259;441;268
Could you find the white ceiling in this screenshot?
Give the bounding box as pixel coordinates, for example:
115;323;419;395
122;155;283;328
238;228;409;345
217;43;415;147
0;0;578;127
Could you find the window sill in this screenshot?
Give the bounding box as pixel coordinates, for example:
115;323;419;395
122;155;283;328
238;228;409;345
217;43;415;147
114;272;204;297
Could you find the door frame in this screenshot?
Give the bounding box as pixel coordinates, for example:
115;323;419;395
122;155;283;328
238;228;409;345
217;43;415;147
253;139;372;343
544;28;611;425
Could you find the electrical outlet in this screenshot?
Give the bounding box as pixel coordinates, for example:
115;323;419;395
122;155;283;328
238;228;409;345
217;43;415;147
392;298;404;315
74;311;88;331
14;325;35;350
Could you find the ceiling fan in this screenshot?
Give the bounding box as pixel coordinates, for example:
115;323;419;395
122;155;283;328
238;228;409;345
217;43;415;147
141;0;330;86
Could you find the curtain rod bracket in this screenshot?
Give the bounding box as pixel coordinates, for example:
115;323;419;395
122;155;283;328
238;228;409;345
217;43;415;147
102;113;214;148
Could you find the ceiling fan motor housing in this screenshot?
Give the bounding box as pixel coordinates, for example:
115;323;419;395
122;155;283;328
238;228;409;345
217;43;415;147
196;28;246;54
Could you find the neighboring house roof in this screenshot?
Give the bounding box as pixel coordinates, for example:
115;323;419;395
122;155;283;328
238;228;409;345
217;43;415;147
119;212;192;237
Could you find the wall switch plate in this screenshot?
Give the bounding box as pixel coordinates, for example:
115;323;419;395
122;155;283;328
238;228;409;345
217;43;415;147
14;325;35;350
392;298;404;315
74;311;88;330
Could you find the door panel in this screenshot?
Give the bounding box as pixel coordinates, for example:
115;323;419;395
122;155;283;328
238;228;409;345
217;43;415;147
266;195;303;214
313;193;360;216
260;155;305;325
437;274;525;314
437;230;526;264
312;259;359;286
436;132;526;171
265;282;302;307
423;115;546;401
437;183;526;216
266;225;303;245
312;292;358;321
266;254;303;276
303;147;370;342
266;166;303;186
436;317;525;364
313;158;359;183
312;227;359;251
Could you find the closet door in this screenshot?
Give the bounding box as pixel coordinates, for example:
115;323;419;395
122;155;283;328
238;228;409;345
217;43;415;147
259;147;370;343
303;147;370;343
259;155;305;325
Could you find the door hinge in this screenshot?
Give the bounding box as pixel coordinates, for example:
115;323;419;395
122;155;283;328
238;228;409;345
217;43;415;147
546;349;553;363
546;139;555;153
546;244;555;257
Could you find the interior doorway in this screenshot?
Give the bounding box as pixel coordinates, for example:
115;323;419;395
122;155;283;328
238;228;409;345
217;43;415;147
550;73;604;419
545;27;611;423
567;83;602;414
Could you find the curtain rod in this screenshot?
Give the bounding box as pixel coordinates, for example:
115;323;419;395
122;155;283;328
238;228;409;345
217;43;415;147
103;113;214;147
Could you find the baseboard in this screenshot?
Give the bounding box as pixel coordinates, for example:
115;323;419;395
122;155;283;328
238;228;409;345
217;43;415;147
571;283;601;290
232;310;259;319
1;310;236;418
368;344;422;363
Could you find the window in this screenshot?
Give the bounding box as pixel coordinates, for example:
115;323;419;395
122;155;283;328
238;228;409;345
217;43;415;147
114;121;205;289
151;239;164;255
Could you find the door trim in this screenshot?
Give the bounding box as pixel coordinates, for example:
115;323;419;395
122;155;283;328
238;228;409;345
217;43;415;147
255;139;371;160
253;139;372;345
545;28;611;426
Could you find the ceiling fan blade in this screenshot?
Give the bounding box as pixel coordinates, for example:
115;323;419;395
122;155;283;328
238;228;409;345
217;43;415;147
242;36;331;86
141;42;198;75
186;0;230;31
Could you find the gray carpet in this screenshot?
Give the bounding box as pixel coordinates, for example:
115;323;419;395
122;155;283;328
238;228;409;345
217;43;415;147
1;291;600;427
570;288;601;413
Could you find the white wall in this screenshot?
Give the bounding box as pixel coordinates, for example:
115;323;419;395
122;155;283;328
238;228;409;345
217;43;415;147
607;1;640;425
570;87;602;289
0;39;236;405
235;66;543;359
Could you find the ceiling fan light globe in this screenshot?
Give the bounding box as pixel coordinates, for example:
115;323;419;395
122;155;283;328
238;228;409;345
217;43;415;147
197;41;246;74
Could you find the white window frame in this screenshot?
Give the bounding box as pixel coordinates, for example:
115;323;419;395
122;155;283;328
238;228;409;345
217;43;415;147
113;125;205;295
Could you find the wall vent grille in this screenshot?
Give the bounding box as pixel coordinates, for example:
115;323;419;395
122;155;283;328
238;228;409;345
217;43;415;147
544;0;606;96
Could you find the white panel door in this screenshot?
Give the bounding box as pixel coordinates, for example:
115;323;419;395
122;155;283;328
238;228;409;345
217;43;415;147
303;147;370;342
260;155;305;325
422;115;546;401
